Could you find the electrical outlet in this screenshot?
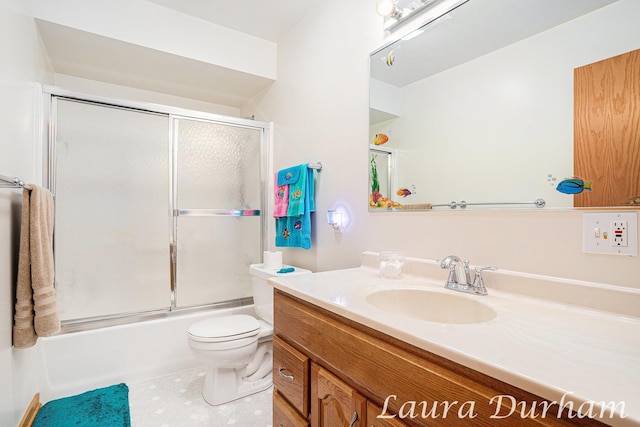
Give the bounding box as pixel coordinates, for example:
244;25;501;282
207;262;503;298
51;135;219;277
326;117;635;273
610;220;628;247
583;212;637;256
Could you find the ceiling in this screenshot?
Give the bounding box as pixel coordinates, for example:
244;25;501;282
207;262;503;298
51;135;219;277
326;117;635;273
36;0;321;109
146;0;321;43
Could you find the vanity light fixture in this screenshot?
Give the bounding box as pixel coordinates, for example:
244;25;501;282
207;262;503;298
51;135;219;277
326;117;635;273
376;0;402;19
378;0;468;32
326;210;343;232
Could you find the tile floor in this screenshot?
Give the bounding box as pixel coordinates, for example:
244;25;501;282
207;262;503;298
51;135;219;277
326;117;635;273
128;366;273;427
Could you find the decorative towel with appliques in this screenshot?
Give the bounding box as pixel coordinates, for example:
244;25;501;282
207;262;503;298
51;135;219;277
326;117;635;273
275;164;316;249
273;174;289;218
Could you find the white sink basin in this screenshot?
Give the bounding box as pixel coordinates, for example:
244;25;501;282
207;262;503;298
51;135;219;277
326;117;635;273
366;288;497;324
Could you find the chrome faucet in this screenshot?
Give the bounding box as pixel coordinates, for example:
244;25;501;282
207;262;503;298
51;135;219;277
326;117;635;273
439;255;497;296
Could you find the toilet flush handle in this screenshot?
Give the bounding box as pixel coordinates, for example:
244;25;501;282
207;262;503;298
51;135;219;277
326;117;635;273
278;366;295;382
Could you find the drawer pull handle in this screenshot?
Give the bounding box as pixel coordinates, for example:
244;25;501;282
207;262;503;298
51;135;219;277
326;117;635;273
278;366;295;382
349;411;358;427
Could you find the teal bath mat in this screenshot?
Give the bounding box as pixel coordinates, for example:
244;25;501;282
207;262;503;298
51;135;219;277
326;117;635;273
33;383;131;427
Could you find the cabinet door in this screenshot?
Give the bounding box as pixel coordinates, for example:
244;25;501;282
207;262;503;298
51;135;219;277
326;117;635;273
274;390;310;427
366;401;408;427
311;363;366;427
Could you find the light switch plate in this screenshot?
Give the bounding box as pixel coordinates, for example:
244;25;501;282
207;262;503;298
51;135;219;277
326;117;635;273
583;212;637;256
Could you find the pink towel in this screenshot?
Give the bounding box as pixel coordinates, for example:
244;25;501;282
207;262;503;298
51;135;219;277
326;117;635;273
273;174;289;218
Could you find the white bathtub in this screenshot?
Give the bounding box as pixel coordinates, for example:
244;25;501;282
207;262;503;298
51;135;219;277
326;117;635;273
36;305;256;403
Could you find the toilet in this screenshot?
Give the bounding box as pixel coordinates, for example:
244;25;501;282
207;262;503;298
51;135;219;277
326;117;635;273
187;263;311;405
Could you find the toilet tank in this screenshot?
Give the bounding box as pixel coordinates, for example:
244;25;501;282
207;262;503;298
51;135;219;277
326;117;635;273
249;264;312;324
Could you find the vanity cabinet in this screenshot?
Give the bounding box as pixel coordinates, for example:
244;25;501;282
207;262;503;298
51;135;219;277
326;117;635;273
273;289;608;427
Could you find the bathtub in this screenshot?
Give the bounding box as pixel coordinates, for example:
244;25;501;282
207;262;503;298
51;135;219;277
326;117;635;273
36;304;256;403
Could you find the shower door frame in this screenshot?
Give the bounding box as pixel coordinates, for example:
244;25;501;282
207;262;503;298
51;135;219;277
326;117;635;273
42;86;270;332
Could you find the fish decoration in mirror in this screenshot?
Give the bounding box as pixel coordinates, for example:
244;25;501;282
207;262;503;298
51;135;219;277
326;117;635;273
397;185;416;198
385;50;395;67
555;178;592;195
382;46;400;68
397;188;412;197
372;133;389;145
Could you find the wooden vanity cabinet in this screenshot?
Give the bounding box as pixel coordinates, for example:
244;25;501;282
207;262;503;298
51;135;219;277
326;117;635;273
273;290;607;427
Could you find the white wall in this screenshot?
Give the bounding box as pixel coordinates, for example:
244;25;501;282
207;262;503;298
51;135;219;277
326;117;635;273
0;0;53;424
245;0;383;272
254;0;640;288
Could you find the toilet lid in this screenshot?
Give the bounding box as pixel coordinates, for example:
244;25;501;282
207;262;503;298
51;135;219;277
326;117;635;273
188;314;260;342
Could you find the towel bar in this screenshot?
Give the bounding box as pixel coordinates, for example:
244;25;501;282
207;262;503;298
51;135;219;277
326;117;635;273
431;198;546;209
0;174;32;190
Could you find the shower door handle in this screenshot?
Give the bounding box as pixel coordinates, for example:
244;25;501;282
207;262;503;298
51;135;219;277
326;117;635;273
174;209;261;217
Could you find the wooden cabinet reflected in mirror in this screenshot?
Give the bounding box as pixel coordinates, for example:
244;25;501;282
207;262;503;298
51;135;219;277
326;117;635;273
574;48;640;208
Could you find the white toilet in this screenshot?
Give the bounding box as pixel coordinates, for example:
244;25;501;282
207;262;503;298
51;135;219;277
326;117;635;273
187;263;311;405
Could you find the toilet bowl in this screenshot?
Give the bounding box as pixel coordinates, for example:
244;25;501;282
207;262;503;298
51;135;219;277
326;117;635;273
187;263;311;405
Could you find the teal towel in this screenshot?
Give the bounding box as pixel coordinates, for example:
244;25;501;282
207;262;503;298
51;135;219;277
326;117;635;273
275;165;316;249
307;166;316;213
286;164;307;216
277;165;302;186
276;215;310;249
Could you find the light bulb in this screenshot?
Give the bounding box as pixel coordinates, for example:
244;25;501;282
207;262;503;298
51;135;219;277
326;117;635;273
376;0;396;17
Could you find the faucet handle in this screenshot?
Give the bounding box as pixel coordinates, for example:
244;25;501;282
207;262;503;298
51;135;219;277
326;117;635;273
474;265;498;273
472;265;498;295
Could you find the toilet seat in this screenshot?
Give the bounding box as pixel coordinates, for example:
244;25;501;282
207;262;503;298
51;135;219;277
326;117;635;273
188;314;260;343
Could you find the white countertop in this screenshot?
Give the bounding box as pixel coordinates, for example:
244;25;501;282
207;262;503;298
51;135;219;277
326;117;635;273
269;254;640;427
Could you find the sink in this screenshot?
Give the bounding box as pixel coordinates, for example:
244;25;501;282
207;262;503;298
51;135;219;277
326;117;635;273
365;288;497;324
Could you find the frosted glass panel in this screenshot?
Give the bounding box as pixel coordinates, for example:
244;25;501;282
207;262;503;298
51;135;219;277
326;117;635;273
176;119;262;209
175;216;261;307
54;99;170;320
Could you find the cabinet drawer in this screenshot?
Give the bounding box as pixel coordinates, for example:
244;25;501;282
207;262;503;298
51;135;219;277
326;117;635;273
273;335;309;417
274;390;310;427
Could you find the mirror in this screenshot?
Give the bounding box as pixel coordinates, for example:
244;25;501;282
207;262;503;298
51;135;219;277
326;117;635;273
369;0;639;210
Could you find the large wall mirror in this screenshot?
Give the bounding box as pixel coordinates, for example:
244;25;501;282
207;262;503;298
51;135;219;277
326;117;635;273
369;0;640;211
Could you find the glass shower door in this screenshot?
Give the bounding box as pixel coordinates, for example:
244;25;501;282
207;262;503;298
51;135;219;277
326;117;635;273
174;117;264;308
53;98;171;320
